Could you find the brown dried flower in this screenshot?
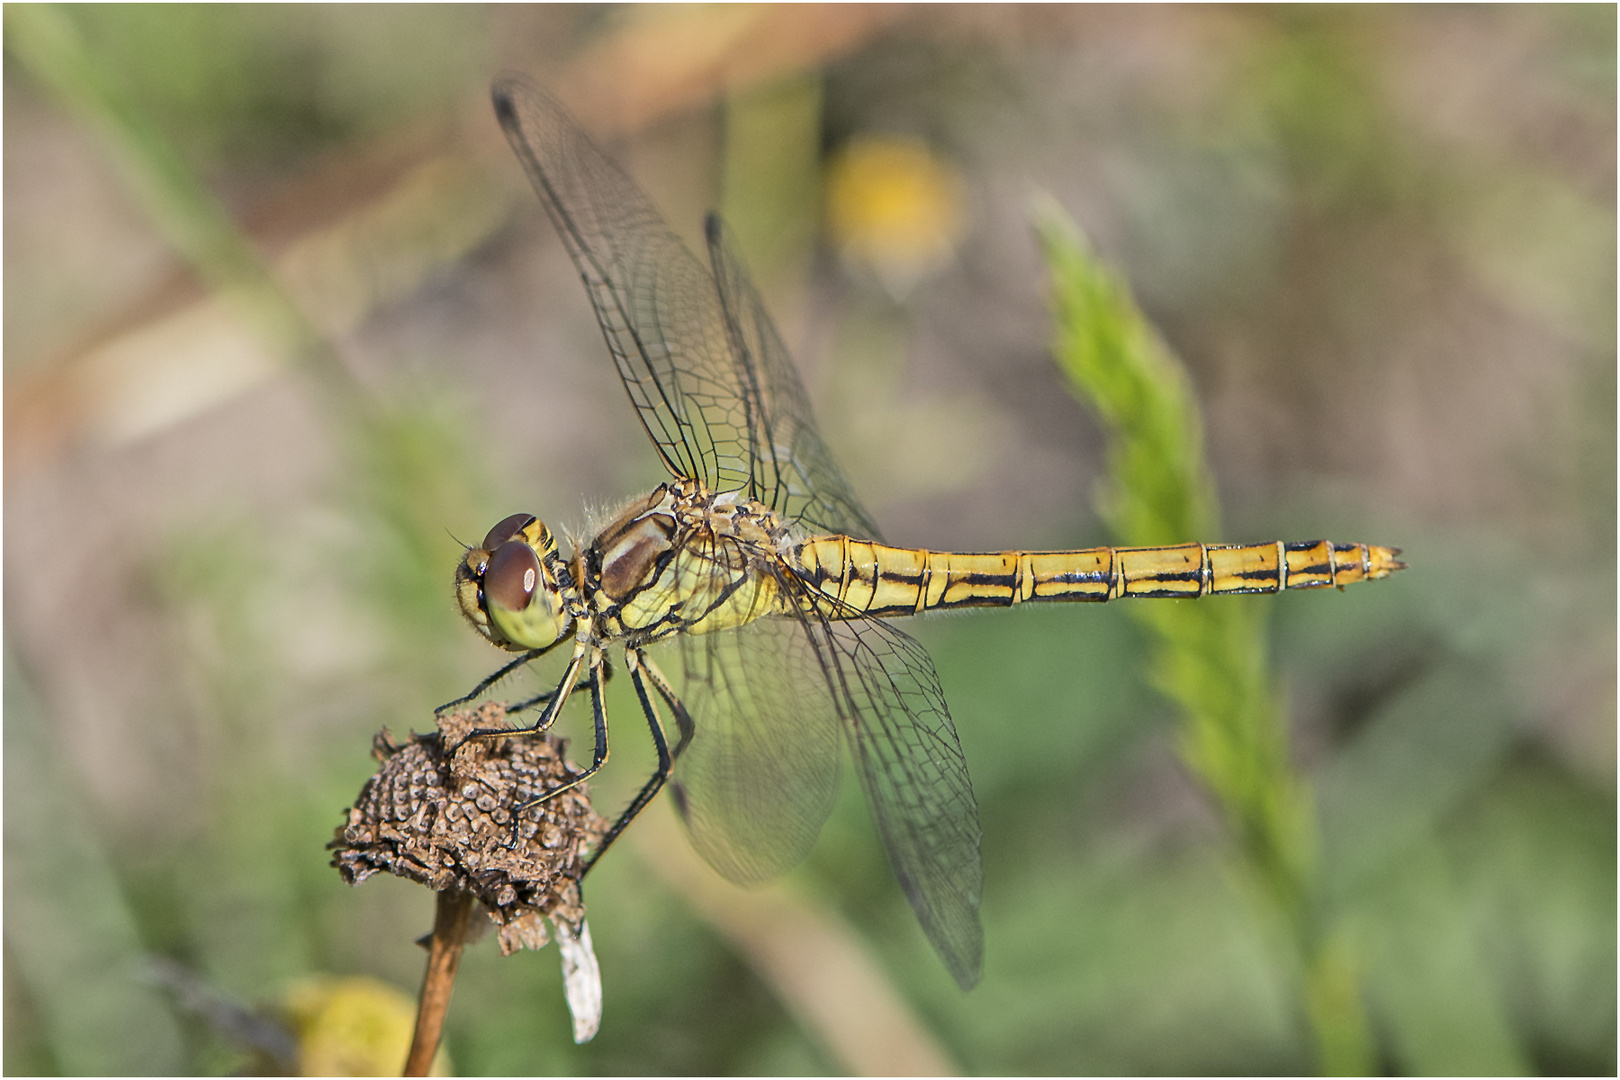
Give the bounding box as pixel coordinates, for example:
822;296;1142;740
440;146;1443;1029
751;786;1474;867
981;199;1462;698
331;703;607;955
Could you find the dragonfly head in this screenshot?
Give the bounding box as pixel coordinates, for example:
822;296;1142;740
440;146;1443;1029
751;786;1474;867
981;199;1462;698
455;513;573;651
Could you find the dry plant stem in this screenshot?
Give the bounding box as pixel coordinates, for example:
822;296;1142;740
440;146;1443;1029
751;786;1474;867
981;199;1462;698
404;889;475;1076
630;807;960;1076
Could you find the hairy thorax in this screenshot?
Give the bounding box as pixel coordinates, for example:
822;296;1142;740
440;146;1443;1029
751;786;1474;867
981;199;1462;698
579;479;795;645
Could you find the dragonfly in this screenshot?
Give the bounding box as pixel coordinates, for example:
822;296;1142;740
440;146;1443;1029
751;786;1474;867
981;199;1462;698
449;76;1405;990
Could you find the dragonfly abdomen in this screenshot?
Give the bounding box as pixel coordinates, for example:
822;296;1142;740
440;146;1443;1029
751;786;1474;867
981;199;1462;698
794;536;1405;617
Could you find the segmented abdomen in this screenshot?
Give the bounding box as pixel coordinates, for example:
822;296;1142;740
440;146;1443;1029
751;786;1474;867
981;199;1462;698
793;537;1405;618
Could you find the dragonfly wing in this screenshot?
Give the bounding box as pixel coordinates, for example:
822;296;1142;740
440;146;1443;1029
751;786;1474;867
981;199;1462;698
706;217;882;539
807;614;985;990
493;77;880;539
667;617;843;884
668;604;984;989
493;77;732;487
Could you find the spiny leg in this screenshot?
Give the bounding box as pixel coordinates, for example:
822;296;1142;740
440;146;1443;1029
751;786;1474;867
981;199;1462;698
436;638;564;715
582;650;695;875
504;679;581;717
449;645;587;757
508;656;611;714
638;654;696;762
515;648;611;810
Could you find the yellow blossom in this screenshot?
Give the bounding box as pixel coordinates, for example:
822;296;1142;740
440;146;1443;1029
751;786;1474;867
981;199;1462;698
826;135;965;295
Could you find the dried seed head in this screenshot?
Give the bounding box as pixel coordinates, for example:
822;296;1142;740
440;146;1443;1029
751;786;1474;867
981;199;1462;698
331;703;607;954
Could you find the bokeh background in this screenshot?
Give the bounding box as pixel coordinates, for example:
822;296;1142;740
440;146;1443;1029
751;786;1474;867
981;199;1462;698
5;5;1613;1075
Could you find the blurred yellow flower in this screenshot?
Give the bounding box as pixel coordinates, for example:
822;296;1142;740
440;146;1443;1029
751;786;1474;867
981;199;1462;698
825;135;965;295
281;974;448;1077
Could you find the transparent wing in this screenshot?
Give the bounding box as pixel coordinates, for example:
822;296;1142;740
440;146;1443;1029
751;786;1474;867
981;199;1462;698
493;76;879;539
705;218;882;538
666;595;984;989
807;613;984;990
666;617;843;884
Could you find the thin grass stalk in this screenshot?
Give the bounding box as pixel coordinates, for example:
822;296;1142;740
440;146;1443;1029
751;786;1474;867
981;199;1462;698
1035;199;1374;1075
5;3;365;421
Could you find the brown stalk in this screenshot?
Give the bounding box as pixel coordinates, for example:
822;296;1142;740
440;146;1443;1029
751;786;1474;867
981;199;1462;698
404;888;475;1076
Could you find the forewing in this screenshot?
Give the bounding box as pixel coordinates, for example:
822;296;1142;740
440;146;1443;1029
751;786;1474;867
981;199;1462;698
666;616;843;885
493;77;879;538
493;78;738;486
805;612;984;990
706;218;882;539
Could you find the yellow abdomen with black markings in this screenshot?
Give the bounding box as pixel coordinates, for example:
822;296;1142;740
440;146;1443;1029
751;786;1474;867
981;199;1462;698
792;536;1405;618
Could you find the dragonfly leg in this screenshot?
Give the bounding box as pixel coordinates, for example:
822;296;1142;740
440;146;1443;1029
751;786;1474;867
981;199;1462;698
447;645;587;758
509;656;611;714
436;637;567;715
510;648;610;814
637;654;696;762
580;650;694;875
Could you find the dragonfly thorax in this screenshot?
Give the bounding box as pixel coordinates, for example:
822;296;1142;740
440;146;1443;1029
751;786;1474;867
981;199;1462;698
575;480;795;646
455;512;575;652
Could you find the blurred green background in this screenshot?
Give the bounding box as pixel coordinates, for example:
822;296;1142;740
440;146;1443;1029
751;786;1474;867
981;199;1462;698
5;5;1613;1075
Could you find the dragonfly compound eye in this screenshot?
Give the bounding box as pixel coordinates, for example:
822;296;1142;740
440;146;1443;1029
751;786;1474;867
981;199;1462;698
482;513;538;553
486;540;541;611
483;540;570;651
